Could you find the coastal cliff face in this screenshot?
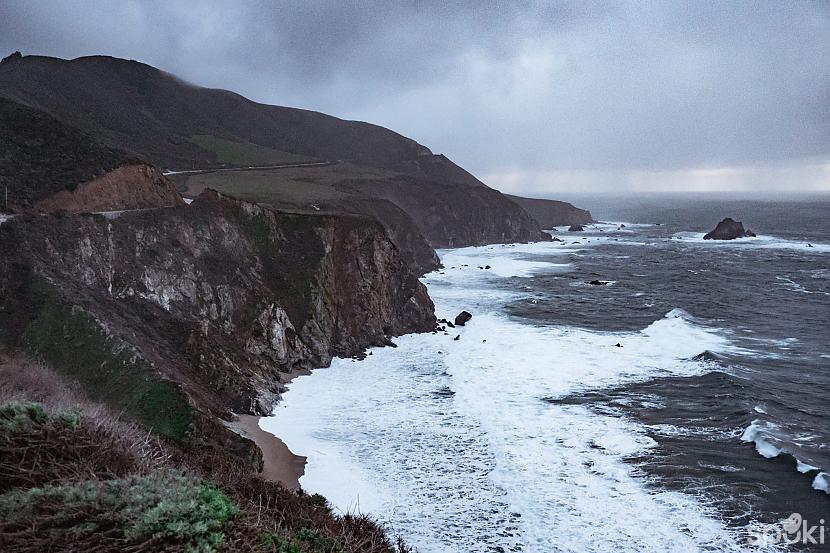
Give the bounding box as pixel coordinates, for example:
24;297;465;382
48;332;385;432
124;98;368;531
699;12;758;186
0;190;435;461
336;176;551;247
504;194;594;228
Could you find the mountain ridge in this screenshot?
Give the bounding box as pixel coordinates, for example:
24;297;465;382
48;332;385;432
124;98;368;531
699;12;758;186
0;52;590;249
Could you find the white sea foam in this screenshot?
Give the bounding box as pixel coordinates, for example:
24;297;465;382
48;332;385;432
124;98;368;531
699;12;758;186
813;472;830;494
550;222;655;235
671;232;830;252
741;422;783;459
740;420;829;491
262;242;774;552
797;460;820;474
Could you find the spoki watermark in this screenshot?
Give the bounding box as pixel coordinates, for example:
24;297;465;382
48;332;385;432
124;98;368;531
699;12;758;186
747;513;825;546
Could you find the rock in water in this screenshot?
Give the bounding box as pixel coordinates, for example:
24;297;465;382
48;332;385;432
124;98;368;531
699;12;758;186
703;218;756;240
454;311;473;326
587;280;609;286
568;224;584;232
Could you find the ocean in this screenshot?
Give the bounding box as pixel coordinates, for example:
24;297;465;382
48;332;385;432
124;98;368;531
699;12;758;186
261;195;830;552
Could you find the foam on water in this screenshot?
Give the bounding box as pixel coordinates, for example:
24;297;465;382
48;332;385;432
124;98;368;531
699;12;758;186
741;421;783;459
261;236;778;551
813;473;830;494
671;232;830;252
740;419;829;495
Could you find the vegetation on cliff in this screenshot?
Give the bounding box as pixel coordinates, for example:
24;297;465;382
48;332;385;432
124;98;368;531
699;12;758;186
0;354;411;552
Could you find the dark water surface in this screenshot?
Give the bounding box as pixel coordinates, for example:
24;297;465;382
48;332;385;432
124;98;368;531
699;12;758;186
511;195;830;547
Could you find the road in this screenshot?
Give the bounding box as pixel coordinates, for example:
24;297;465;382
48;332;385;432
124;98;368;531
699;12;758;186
162;160;336;177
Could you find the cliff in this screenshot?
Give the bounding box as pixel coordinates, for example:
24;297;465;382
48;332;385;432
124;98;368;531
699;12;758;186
0;53;557;248
0;190;435;462
337;176;550;247
505;194;594;228
0;96;183;213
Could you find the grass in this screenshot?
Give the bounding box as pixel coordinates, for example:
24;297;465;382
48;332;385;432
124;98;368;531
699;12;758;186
0;97;135;209
190;135;317;167
0;474;239;553
171;162;393;201
15;280;193;441
0;399;80;432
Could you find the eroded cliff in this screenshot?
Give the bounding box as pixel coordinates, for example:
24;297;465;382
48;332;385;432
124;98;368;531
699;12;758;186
0;190;435;463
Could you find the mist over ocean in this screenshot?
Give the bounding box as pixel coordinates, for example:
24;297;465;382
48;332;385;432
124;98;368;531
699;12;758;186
263;195;830;552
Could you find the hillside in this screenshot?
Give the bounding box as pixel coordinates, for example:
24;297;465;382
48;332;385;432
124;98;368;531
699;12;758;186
0;354;412;552
0;96;183;213
0;53;561;247
0;53;477;184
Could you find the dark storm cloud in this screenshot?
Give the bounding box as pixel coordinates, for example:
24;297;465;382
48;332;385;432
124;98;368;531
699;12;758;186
1;1;828;192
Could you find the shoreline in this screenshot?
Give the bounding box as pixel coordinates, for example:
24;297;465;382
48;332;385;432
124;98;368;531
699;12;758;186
231;368;310;490
234;414;307;490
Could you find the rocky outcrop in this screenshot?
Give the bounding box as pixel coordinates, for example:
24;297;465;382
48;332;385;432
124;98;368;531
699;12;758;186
505;194;594;228
703;218;756;240
0;190;435;463
454;311;472;326
34;164;184;213
568;224;585;232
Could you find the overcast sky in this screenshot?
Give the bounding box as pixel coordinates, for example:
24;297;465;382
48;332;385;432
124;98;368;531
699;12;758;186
2;1;829;195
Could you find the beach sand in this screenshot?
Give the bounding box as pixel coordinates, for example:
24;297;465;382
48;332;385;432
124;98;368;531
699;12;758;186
233;414;307;490
228;367;310;489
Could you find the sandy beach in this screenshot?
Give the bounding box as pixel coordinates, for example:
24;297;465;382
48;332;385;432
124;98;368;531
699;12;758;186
233;414;307;490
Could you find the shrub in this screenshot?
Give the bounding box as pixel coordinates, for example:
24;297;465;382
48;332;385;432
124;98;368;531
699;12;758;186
0;399;80;432
0;472;239;552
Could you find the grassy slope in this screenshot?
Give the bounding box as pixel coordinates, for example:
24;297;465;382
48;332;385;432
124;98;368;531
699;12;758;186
190;135;319;166
172;163;395;203
0;54;480;190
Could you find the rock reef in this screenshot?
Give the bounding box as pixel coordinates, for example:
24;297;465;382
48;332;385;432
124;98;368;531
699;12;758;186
703;218;756;240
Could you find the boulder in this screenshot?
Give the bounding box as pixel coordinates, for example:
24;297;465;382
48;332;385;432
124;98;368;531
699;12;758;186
587;280;609;286
568;224;584;232
454;311;473;326
703;218;756;240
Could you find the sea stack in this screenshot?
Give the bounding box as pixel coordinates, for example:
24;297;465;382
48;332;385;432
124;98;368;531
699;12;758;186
703;218;756;240
568;224;585;232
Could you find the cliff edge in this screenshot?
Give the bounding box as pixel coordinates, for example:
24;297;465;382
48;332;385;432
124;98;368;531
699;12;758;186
0;190;435;464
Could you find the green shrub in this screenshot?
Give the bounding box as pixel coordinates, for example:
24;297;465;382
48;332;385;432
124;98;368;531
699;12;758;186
0;472;239;552
0;400;80;432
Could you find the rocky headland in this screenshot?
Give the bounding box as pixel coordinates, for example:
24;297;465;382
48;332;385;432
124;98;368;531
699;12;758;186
505;194;594;228
0;50;597;551
0;53;585;254
0;190;435;463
